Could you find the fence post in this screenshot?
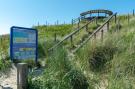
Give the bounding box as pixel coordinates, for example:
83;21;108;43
70;35;73;46
78;17;80;23
94;33;96;40
17;63;28;89
54;33;57;42
115;14;117;24
128;14;130;24
107;21;109;31
72;19;74;25
86;24;88;32
133;9;134;16
95;18;98;25
101;30;104;42
78;22;80;29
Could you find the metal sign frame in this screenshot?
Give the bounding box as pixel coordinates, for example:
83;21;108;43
10;26;38;62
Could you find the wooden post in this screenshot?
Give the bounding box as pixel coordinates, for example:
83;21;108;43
98;11;99;18
107;21;109;31
86;24;88;32
78;17;80;23
115;14;117;24
95;18;98;25
78;22;80;29
128;14;130;24
94;33;96;40
70;35;73;46
17;63;28;89
101;30;104;42
54;33;57;42
133;9;134;16
72;19;74;25
93;33;96;45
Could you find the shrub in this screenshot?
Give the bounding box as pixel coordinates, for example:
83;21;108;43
89;44;117;72
65;69;89;89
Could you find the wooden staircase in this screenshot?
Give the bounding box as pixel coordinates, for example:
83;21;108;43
48;13;117;54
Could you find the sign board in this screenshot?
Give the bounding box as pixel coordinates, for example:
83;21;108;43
10;26;38;62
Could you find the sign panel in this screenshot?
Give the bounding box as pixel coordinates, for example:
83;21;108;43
10;26;38;62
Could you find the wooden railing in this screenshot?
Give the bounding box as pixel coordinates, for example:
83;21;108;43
48;17;97;52
73;13;117;53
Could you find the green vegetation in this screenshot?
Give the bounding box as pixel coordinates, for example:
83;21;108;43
0;57;11;72
28;15;135;89
34;24;73;39
1;14;135;89
28;48;90;89
74;15;135;88
0;35;11;72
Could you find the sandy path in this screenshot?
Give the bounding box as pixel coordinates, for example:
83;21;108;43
0;64;17;89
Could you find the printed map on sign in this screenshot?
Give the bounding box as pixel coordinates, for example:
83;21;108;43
11;27;37;60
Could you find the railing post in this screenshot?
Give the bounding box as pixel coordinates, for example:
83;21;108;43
70;35;73;47
107;21;109;31
86;24;88;32
72;19;74;25
17;63;28;89
94;33;96;40
78;17;80;23
78;22;80;29
115;14;117;24
93;33;97;45
101;30;104;42
95;18;98;25
54;33;57;42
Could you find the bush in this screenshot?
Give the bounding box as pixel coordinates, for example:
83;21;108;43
89;44;117;72
0;56;11;71
65;69;89;89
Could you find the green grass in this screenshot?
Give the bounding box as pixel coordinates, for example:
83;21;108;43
74;14;135;88
34;24;73;39
1;14;135;89
28;47;91;89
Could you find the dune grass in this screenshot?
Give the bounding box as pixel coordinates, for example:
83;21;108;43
1;14;135;89
74;15;135;88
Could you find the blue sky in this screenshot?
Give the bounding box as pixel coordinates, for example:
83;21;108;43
0;0;135;35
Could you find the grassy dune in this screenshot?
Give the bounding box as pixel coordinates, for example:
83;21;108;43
28;15;135;89
1;14;135;89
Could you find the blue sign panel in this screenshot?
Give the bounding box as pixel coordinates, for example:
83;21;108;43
10;26;38;62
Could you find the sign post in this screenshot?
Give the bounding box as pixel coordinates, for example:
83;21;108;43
10;26;38;63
